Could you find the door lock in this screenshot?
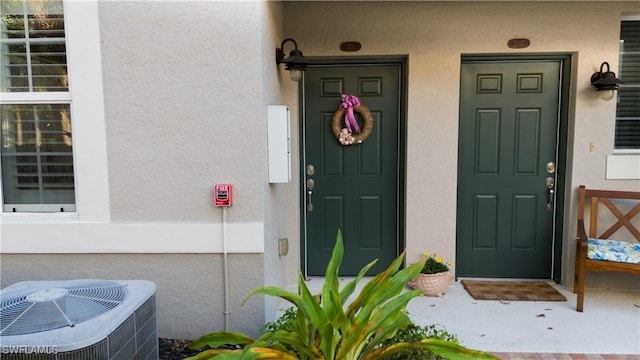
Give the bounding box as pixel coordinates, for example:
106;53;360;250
546;176;555;211
306;178;315;212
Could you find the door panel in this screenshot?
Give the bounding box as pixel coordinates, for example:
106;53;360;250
457;60;561;278
303;65;401;276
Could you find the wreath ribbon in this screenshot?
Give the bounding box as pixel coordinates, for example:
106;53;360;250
340;94;361;134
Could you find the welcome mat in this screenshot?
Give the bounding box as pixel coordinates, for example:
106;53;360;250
461;280;567;302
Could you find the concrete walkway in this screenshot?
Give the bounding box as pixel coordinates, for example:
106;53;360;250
300;277;640;358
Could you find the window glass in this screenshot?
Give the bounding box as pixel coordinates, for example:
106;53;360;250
615;20;640;150
1;104;74;209
1;0;74;212
1;0;67;92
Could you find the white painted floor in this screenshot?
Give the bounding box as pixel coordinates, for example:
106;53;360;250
296;277;640;355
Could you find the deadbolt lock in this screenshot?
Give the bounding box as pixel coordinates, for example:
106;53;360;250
306;164;315;176
547;162;555;174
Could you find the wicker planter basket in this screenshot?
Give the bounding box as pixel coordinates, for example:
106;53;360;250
407;271;453;297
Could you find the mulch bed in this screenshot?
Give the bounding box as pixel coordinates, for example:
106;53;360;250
159;338;241;359
159;338;201;359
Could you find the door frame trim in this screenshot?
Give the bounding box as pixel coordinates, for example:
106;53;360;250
458;53;571;282
298;56;408;277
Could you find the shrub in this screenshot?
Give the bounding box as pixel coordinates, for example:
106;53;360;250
265;309;459;360
378;323;458;360
186;230;499;360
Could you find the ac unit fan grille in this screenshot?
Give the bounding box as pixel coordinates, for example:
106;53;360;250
1;280;127;336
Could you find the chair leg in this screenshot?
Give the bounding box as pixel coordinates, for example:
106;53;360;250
575;265;585;312
574;235;585;311
577;291;584;312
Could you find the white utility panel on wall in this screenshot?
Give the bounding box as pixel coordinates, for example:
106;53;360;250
267;105;291;183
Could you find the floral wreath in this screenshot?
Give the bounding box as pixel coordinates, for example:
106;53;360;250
331;94;373;146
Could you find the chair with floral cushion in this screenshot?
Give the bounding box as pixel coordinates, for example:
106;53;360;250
574;185;640;312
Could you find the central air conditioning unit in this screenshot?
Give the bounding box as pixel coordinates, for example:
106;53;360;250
0;279;158;360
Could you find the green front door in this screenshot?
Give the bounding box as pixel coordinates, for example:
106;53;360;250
303;63;403;276
456;60;562;278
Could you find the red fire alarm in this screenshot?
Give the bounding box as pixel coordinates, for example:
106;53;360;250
214;184;233;207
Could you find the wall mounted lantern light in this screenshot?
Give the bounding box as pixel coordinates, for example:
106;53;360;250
590;62;623;101
275;38;308;81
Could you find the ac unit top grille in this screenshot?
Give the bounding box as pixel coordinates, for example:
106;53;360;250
1;280;127;336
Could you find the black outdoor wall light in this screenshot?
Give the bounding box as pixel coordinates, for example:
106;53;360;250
590;61;623;101
276;38;308;81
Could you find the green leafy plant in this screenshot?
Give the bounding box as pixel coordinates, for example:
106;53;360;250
262;306;297;334
378;324;458;360
186;230;499;360
265;309;459;360
419;252;452;274
261;307;298;353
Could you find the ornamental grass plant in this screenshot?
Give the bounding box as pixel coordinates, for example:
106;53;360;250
263;309;459;360
186;230;498;360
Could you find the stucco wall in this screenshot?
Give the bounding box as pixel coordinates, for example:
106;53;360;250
100;1;265;223
0;254;264;340
2;0;639;344
283;1;640;288
261;0;302;324
1;0;293;340
100;0;270;338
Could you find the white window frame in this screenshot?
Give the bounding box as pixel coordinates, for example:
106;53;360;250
0;0;109;222
606;15;640;180
613;15;640;154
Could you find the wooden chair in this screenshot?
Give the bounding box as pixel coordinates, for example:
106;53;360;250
574;185;640;312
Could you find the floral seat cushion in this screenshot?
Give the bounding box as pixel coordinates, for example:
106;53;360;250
587;238;640;264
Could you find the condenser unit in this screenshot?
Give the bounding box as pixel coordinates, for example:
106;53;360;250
0;279;158;360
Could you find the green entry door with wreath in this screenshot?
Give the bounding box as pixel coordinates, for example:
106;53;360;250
456;59;563;279
302;63;404;276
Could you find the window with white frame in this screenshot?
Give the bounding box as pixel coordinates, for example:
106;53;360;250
615;20;640;151
1;0;75;212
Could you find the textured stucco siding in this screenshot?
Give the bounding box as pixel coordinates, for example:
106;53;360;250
0;254;265;339
260;1;303;323
97;0;274;338
284;1;640;288
1;0;293;340
100;1;266;222
2;0;640;343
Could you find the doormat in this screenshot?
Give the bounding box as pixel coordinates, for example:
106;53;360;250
461;280;567;301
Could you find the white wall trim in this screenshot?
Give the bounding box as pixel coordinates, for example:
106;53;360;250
606;155;640;180
64;0;111;222
1;222;264;253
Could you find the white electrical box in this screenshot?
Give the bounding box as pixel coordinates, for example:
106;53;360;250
267;105;291;183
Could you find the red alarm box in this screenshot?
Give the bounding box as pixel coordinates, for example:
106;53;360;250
214;184;233;207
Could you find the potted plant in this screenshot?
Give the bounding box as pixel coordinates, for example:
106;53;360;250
406;252;454;297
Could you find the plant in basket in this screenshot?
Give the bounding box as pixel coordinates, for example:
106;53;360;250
419;252;452;274
407;252;454;297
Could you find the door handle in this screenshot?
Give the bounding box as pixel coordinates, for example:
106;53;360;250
306;179;314;212
546;177;554;211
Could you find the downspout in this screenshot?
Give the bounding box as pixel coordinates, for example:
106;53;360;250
222;206;230;331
